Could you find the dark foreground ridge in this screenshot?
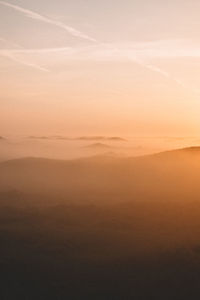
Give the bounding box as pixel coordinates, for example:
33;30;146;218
1;147;200;299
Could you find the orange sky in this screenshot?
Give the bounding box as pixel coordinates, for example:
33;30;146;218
0;0;200;137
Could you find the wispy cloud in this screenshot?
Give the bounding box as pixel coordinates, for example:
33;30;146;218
0;39;192;86
0;1;96;42
3;39;200;59
1;52;49;72
0;38;49;72
0;37;22;49
0;2;198;91
1;31;200;93
0;1;199;94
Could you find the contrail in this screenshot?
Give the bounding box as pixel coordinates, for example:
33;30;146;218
0;1;96;42
0;3;195;92
0;37;49;71
2;53;49;72
0;50;49;72
0;1;191;86
0;37;23;49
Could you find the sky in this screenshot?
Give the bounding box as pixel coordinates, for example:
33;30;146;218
1;0;200;137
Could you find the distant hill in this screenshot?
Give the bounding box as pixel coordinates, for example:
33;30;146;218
1;146;200;205
153;146;200;156
136;146;200;161
84;142;112;150
0;148;200;300
28;135;126;142
78;136;126;141
1;146;200;299
108;137;126;141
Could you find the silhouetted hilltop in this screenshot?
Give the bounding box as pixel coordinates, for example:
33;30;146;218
79;136;126;141
2;146;200;170
148;146;200;158
84;142;112;150
1;147;200;298
132;146;200;164
28;135;126;142
1;146;200;205
107;137;126;142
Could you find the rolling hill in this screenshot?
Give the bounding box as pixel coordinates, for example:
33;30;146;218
1;147;200;298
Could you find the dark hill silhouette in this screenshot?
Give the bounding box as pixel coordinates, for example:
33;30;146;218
1;146;200;205
142;146;200;160
79;136;126;141
84;142;113;150
1;147;200;298
28;135;127;142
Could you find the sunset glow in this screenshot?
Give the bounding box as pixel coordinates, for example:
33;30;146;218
1;2;200;299
1;0;200;139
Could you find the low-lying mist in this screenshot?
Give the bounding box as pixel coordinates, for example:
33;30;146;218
1;146;200;299
1;135;200;161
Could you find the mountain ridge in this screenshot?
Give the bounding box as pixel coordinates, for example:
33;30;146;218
1;146;200;165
